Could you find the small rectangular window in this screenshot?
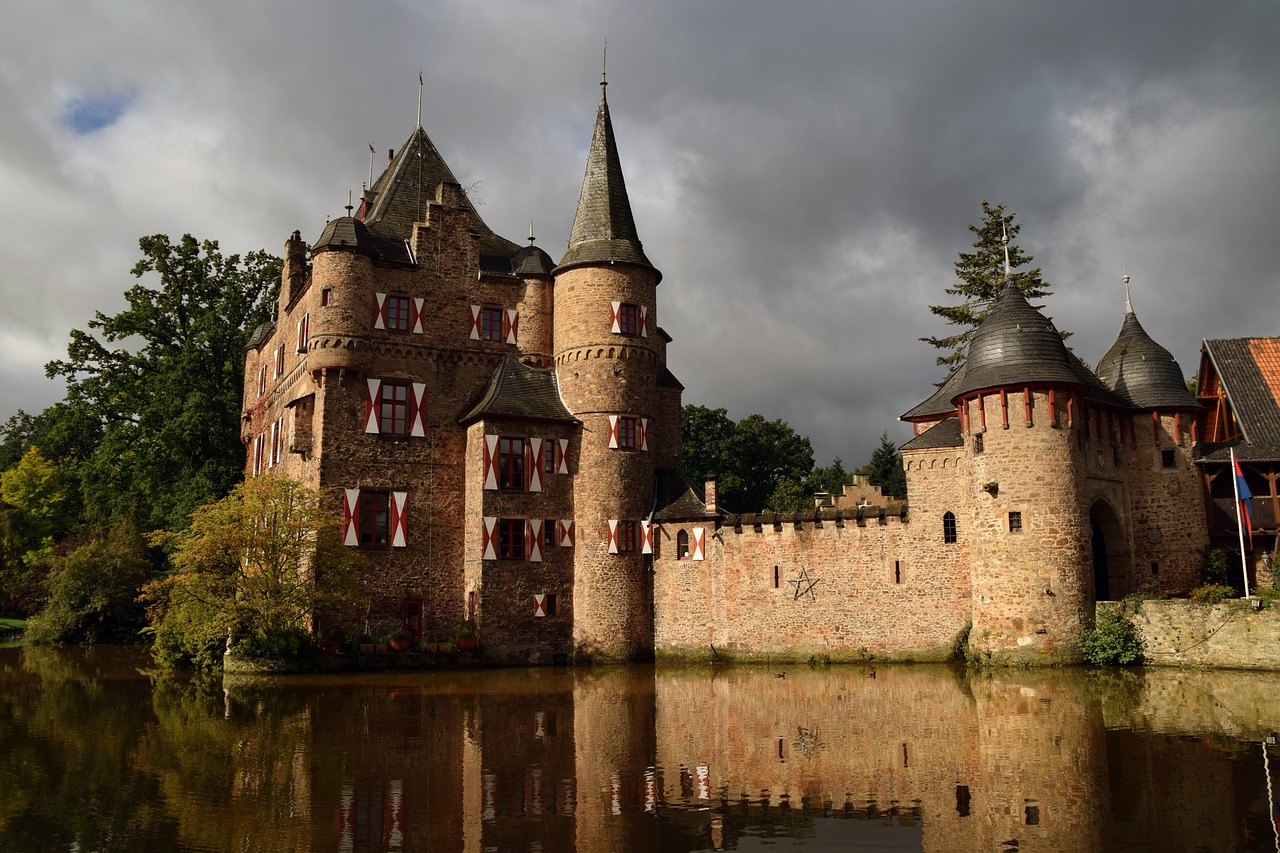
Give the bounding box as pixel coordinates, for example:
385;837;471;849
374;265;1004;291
1024;804;1040;826
258;364;268;398
481;306;504;341
973;433;984;453
544;519;556;548
1008;511;1023;533
1151;562;1160;576
499;437;525;490
894;560;902;584
321;288;333;306
956;785;971;818
1161;449;1176;468
379;381;410;436
617;521;636;553
618;303;639;336
498;518;524;560
385;295;411;332
774;564;780;588
359;491;390;547
617;416;638;449
544;440;556;474
544;594;558;616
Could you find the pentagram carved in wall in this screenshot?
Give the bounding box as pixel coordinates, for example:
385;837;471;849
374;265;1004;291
787;567;820;601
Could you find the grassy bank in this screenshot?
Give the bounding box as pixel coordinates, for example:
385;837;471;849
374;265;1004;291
0;616;25;647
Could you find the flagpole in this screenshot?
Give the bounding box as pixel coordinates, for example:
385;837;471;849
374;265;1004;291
1232;448;1252;597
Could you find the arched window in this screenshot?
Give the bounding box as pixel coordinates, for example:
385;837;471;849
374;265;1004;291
943;511;957;544
677;529;690;560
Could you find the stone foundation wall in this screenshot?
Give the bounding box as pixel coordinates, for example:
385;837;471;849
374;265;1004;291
1102;599;1280;670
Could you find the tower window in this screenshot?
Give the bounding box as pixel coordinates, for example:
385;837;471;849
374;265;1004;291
973;433;984;453
677;530;690;560
498;518;524;560
379;381;410;436
616;416;638;449
499;437;525;490
1008;511;1023;533
617;303;640;336
545;519;556;548
943;511;957;544
544;440;556;474
894;561;902;584
481;306;504;341
1161;449;1176;468
321;288;333;306
543;594;558;616
359;491;390;547
616;521;636;553
384;294;411;332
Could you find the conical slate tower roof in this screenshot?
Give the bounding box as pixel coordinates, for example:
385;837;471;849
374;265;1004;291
359;126;519;266
950;279;1081;398
556;84;657;279
1096;306;1198;409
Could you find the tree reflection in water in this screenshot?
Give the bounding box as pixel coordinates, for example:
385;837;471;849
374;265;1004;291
3;648;1280;852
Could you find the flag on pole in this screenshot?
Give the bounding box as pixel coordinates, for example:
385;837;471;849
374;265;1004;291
1233;447;1254;549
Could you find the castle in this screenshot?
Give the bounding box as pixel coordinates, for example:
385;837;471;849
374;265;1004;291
243;77;1210;665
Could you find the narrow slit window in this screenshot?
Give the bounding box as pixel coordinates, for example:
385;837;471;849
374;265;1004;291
1008;511;1023;533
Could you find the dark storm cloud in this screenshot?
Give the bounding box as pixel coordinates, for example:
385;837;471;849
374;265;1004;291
2;0;1277;468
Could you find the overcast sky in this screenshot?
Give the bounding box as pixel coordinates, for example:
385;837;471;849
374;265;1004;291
3;1;1278;468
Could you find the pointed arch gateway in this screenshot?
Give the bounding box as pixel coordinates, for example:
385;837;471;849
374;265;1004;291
1089;499;1128;602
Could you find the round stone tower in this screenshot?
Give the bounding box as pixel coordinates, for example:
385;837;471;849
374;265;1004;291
951;278;1093;663
304;216;379;376
553;79;661;663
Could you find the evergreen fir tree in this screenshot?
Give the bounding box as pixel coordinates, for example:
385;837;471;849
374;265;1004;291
921;201;1061;375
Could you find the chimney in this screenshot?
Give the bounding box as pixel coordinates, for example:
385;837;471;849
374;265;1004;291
705;479;718;514
282;229;307;307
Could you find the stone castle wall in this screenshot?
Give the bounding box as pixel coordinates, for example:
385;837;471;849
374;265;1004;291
652;508;971;661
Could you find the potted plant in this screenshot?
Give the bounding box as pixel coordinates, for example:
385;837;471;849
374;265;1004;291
455;619;478;652
389;631;413;653
358;634;376;655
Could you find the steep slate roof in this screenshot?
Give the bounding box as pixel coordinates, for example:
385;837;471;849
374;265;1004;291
657;364;685;390
313;216;379;257
359;126;520;267
556;85;658;279
459;357;577;424
1096;309;1198;410
245;320;275;352
511;243;556;276
901;280;1127;421
652;468;715;520
1199;338;1280;463
900;416;963;451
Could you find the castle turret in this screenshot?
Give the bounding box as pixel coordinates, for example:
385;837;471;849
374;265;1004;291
554;77;661;662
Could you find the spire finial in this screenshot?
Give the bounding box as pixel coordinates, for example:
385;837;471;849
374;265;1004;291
528;220;536;245
1122;258;1133;314
601;38;608;92
417;70;424;129
345;190;353;216
367;142;375;189
1001;220;1011;281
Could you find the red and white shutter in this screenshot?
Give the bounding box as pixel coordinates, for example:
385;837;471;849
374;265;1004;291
641;520;653;555
342;489;360;546
412;298;425;334
410;382;427;437
469;305;482;340
374;293;387;330
527;438;543;492
610;301;622;334
639;418;649;451
275;415;285;465
557;519;575;547
607;519;620;554
691;527;706;561
557;438;569;474
481;517;498;560
533;594;548;617
483;434;499;490
640;305;649;338
390;491;408;547
296;313;308;353
607;415;620;449
504;309;518;345
527;519;543;562
268;420;278;469
364;379;382;433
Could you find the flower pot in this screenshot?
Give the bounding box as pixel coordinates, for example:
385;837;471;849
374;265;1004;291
359;643;375;655
390;637;411;653
455;636;477;652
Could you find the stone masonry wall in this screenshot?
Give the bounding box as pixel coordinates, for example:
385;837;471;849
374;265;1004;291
1102;598;1280;670
651;510;970;661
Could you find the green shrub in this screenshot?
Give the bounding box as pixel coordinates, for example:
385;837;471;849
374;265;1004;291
1190;583;1235;605
232;626;315;661
1079;610;1143;665
1199;548;1229;586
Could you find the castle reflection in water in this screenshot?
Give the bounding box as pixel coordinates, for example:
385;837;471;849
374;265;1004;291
4;649;1280;852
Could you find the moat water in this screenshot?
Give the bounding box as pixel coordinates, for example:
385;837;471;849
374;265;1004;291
4;647;1280;852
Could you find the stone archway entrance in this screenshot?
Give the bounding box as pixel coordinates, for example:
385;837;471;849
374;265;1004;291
1089;500;1128;602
